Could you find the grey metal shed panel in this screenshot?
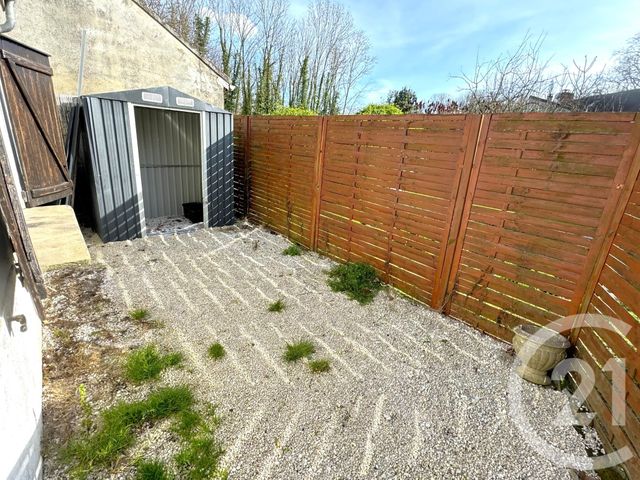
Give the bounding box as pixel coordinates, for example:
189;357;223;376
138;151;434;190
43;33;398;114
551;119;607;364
205;111;234;227
74;87;233;242
82;97;142;241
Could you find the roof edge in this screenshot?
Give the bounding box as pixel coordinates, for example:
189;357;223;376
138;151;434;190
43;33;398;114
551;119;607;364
131;0;230;85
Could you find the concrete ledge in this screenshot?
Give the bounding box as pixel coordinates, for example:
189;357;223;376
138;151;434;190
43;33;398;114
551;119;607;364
24;205;90;271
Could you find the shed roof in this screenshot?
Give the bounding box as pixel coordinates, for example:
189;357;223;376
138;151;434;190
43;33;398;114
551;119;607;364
85;86;230;114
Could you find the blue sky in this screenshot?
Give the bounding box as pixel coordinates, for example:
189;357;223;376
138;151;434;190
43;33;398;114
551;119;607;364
292;0;639;105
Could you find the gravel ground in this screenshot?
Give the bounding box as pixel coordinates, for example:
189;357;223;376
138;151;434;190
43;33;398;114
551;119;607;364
86;222;597;479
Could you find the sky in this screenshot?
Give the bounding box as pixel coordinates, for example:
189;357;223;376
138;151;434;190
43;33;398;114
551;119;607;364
291;0;640;105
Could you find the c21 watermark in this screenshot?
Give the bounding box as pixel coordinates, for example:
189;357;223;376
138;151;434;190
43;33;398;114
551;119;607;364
507;314;633;471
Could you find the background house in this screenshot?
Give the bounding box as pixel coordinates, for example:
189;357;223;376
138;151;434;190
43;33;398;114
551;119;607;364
5;0;229;107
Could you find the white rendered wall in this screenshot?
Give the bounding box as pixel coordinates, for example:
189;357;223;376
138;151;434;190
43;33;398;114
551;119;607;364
0;219;43;480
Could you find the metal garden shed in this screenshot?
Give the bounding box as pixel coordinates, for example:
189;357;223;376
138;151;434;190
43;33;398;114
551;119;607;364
71;86;234;242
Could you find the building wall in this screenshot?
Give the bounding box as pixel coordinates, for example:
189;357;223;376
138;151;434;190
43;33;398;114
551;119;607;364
0;220;43;480
5;0;225;107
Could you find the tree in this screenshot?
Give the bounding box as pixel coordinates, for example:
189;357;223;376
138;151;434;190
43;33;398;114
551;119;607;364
426;94;461;114
357;103;403;115
386;87;419;113
610;32;640;89
140;0;375;114
452;32;610;113
194;14;211;56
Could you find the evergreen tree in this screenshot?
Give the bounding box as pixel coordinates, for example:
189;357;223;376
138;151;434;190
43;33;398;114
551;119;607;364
387;87;419;113
193;15;211;57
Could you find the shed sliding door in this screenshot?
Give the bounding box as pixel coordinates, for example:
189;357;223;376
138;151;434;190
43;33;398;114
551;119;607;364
135;107;202;220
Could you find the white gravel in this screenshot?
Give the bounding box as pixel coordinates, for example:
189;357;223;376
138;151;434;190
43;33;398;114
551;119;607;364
92;222;596;479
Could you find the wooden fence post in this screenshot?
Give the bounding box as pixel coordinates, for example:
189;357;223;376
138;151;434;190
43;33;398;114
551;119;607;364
431;114;484;311
438;114;491;314
309;116;328;251
243;116;251;216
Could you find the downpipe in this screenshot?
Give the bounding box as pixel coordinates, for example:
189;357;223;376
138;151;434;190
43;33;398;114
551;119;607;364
0;0;16;34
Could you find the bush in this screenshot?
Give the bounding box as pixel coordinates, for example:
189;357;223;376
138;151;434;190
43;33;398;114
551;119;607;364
270;106;317;116
327;262;381;304
357;103;403;115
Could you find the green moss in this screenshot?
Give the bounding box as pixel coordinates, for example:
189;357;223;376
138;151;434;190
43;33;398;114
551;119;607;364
284;340;315;362
125;345;183;383
327;262;381;304
309;359;330;373
268;299;285;312
208;343;226;360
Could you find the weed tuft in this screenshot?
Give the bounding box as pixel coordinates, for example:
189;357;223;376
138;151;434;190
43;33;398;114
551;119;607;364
327;262;381;304
125;345;184;383
53;327;73;348
284;340;315;362
208;343;225;360
77;384;93;433
63;386;193;478
268;299;285;312
282;244;302;256
174;404;225;480
309;359;331;373
129;308;150;321
135;460;174;480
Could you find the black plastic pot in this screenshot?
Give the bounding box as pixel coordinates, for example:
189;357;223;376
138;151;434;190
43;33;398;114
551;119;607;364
182;202;203;223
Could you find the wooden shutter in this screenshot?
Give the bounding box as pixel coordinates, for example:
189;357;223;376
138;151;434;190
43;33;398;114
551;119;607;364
0;126;45;317
0;38;71;206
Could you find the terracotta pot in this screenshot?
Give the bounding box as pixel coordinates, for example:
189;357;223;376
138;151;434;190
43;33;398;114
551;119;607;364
512;324;570;386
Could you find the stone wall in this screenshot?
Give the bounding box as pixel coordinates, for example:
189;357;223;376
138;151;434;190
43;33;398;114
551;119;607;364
6;0;225;107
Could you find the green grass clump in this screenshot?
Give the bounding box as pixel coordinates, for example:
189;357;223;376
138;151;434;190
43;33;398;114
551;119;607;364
268;299;285;312
129;308;150;321
207;343;225;360
282;244;302;256
173;405;226;480
64;386;193;478
327;262;381;304
309;359;331;373
125;345;183;383
135;460;174;480
284;340;316;362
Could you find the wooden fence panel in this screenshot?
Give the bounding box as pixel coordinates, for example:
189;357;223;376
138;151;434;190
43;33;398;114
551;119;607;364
446;113;640;342
316;114;476;305
234;112;640;476
245;116;320;247
580;168;640;477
